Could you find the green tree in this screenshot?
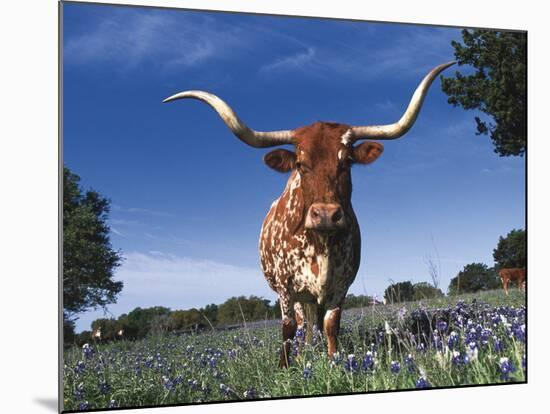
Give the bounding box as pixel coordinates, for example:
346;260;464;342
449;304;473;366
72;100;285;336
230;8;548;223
448;263;500;295
63;167;123;330
384;281;415;303
343;294;374;309
412;282;444;300
441;30;526;156
216;296;272;326
168;309;206;332
493;229;526;269
125;306;171;339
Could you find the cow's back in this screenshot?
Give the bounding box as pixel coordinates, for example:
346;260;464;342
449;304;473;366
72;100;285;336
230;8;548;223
499;267;526;282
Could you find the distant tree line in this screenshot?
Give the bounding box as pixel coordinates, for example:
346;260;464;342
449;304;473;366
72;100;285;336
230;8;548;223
68;293;380;345
386;229;526;301
66;228;525;345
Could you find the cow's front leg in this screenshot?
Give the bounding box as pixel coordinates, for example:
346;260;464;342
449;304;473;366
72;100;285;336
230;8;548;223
502;278;509;296
323;306;342;359
279;294;296;368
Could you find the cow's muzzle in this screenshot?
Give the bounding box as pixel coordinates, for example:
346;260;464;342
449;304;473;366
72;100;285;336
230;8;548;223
305;203;346;232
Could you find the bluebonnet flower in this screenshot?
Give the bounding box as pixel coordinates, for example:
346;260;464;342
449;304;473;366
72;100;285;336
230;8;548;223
499;357;516;380
492;336;506;352
98;380;111;395
209;356;217;369
390;361;401;374
219;383;231;397
398;307;407;322
82;343;94;359
295;328;305;342
331;351;342;366
162;376;174;391
108;400;117;409
432;332;443;351
344;354;359;373
202;383;210;397
244;388;257;399
416;377;431;389
75;361;86;374
404;354;415;372
416;342;426;353
188;379;199;390
303;362;313;379
362;351;375;372
74;383;84;400
451;351;462;366
480;328;492;346
144;356;154;368
78;401;89;410
436;320;448;333
466;341;479;361
465;328;478;344
513;324;526;343
227;348;237;359
447;331;459;349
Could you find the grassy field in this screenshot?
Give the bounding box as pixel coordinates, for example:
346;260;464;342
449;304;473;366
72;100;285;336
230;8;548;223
63;289;526;411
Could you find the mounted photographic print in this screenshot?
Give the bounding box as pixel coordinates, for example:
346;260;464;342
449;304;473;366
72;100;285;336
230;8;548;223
60;1;527;412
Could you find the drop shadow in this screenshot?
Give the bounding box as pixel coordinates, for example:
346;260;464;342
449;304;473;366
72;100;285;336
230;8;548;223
34;397;58;412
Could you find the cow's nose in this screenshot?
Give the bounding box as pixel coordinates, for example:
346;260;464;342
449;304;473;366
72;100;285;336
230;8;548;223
306;203;345;231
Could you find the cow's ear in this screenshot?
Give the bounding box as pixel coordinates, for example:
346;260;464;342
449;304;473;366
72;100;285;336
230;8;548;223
264;149;297;173
352;142;384;165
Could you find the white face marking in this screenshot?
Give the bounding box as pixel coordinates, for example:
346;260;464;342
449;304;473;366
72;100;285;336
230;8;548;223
338;149;343;160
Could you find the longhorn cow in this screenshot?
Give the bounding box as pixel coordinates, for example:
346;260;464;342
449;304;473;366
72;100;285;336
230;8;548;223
499;267;526;296
164;61;455;367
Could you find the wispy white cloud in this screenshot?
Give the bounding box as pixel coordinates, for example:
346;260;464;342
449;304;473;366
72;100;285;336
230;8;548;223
260;47;316;73
65;8;459;80
111;227;124;237
76;250;274;331
112;204;174;217
375;99;395;112
259;26;458;79
64;10;248;70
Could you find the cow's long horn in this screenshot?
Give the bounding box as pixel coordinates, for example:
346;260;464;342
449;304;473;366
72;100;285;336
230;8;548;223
163;90;294;148
351;61;456;140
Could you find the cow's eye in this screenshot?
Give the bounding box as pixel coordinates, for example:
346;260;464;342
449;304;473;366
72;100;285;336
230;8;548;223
296;162;311;175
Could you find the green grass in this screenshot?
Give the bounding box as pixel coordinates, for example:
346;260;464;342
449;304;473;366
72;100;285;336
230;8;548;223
63;288;526;411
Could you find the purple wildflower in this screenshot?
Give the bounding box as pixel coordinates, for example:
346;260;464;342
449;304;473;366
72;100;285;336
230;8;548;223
416;377;431;389
390;361;401;374
344;354;359;373
303;362;313;379
499;357;516;380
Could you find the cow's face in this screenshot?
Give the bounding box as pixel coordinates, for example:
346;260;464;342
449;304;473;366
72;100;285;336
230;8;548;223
264;122;383;232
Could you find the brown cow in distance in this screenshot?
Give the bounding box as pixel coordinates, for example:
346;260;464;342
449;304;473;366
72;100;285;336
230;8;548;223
499;268;526;296
164;61;455;367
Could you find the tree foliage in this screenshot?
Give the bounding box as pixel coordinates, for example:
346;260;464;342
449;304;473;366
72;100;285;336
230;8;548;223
343;294;375;309
216;295;274;326
63;167;123;322
493;229;526;269
124;306;171;339
412;282;444;300
448;263;500;295
384;281;415;303
441;29;526;156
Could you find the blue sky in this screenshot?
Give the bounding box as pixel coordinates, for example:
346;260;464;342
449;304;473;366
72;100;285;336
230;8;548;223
62;3;525;332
